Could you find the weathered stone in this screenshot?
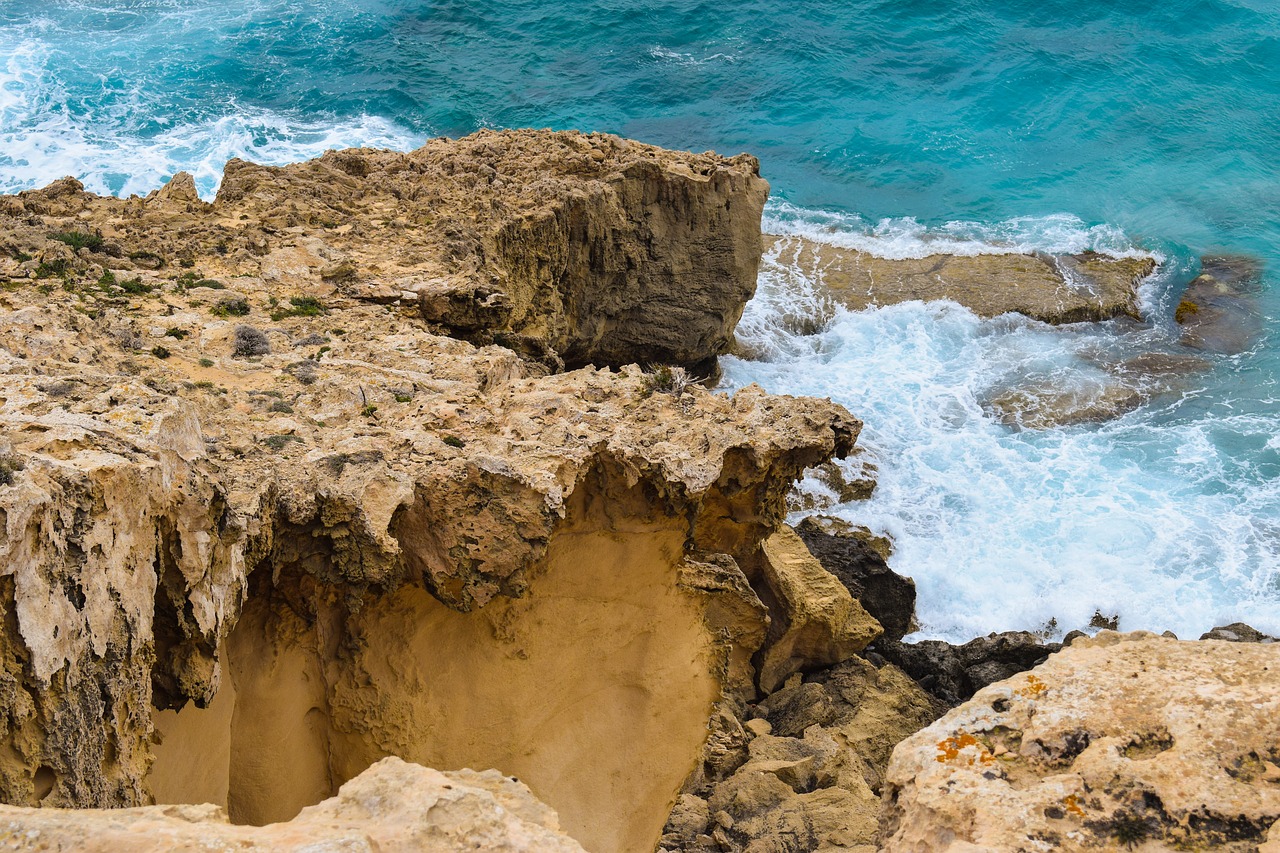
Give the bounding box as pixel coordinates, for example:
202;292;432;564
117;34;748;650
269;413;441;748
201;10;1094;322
765;235;1156;324
881;632;1280;852
0;145;856;853
875;631;1061;706
1199;621;1277;643
754;525;883;693
670;654;941;852
1176;256;1264;354
794;515;915;640
0;757;585;852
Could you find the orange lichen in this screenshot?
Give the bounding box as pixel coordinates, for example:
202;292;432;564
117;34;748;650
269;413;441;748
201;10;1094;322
1016;674;1048;698
935;732;996;766
1063;794;1086;818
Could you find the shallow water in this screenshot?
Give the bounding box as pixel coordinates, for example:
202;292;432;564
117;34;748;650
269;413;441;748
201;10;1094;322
2;0;1277;638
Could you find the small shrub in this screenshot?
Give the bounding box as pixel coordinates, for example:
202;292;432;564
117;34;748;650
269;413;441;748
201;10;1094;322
261;435;301;452
0;454;25;486
198;358;214;368
442;435;465;448
285;360;318;385
151;346;171;359
34;259;69;279
179;257;195;268
360;404;378;418
232;325;271;357
165;327;188;339
213;296;250;317
642;365;696;397
12;251;33;263
294;333;328;347
268;400;294;414
49;231;104;252
270;296;326;321
394;393;412;403
194;380;215;389
118;276;152;295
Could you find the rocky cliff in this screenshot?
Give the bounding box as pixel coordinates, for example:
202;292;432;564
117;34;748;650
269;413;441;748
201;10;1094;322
0;132;853;851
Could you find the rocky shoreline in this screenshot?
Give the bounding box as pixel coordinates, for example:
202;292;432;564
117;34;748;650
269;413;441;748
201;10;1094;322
0;131;1276;852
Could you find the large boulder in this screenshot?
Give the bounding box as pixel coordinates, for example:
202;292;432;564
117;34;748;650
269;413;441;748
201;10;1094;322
881;631;1280;852
764;235;1156;325
0;757;585;852
754;525;883;693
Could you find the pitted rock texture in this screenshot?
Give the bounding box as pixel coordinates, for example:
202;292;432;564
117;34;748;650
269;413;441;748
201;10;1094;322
0;757;586;852
764;235;1157;325
880;631;1280;852
1;128;768;373
0;143;854;852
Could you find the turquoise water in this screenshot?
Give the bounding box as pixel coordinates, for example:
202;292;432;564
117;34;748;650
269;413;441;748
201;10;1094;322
2;0;1278;638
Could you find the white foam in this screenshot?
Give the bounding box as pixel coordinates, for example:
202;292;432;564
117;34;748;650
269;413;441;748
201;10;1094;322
0;31;423;201
764;201;1164;263
727;223;1280;642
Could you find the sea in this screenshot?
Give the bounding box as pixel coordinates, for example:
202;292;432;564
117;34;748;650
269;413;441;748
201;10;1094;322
2;0;1278;641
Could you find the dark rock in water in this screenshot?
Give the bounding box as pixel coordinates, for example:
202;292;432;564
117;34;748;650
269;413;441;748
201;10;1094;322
794;515;915;641
874;631;1062;706
1199;622;1276;643
1176;255;1264;354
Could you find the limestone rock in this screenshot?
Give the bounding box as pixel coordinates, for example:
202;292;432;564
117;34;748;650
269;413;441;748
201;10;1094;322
794;515;915;641
881;631;1280;852
755;525;883;693
765;235;1156;324
0;143;855;853
0;757;585;851
665;655;943;853
1176;256;1264;354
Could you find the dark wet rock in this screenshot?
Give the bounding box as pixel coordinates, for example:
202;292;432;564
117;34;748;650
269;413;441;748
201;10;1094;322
874;631;1062;706
794;515;916;641
1199;622;1277;643
1112;351;1215;379
1176;255;1264;354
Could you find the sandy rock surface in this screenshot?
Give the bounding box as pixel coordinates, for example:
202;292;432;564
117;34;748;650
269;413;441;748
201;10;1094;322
0;133;856;852
0;757;585;852
881;631;1280;852
764;235;1156;325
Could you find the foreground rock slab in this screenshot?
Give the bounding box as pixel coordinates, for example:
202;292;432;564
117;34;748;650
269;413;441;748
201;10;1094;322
764;235;1156;324
0;757;585;852
881;631;1280;852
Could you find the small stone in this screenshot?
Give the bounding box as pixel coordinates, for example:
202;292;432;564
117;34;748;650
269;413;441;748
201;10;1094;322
744;718;773;737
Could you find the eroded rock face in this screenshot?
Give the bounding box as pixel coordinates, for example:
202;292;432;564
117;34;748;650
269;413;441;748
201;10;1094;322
0;140;853;852
881;632;1280;852
0;757;586;852
765;235;1157;325
1;129;768;373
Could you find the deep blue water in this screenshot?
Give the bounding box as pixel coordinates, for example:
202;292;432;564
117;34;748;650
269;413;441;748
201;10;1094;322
3;0;1278;638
